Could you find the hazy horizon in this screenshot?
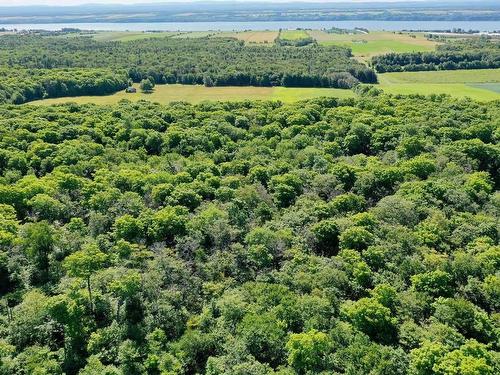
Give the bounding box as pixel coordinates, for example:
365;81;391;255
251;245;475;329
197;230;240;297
0;0;482;7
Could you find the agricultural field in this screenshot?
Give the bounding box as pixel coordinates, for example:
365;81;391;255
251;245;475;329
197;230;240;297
29;84;355;105
470;83;500;93
29;74;500;105
216;30;278;44
378;69;500;84
279;29;311;40
308;30;437;60
376;68;500;101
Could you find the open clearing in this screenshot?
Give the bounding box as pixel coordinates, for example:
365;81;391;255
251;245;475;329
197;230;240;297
470;83;500;93
280;29;310;40
28;69;500;105
29;84;355;105
308;31;437;60
376;69;500;101
216;31;278;44
377;83;500;101
379;69;500;84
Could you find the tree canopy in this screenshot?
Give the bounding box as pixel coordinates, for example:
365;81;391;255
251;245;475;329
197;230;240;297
0;92;498;374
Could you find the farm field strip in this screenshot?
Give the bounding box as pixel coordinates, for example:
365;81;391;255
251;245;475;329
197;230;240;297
378;69;500;84
376;83;500;101
469;83;500;93
279;29;310;40
28;80;500;106
308;30;437;59
375;69;500;100
28;84;356;106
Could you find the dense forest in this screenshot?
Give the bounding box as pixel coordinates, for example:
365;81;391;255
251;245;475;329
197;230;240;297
0;35;376;102
0;69;129;105
0;91;498;374
372;39;500;73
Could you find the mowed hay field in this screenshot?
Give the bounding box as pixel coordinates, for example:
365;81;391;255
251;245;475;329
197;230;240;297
216;31;279;44
280;29;310;40
308;31;437;60
377;69;500;101
379;69;500;84
29;84;355;106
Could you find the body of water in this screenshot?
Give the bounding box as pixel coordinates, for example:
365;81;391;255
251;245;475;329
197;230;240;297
2;20;500;32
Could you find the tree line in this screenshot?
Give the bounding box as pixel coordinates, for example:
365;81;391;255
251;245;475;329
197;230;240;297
0;92;498;374
0;68;129;104
0;35;377;91
372;38;500;73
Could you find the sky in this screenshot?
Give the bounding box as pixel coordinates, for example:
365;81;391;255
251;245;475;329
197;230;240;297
0;0;417;6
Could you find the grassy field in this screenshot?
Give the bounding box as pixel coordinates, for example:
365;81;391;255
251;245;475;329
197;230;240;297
377;83;500;101
470;83;500;93
28;68;500;105
376;69;500;101
379;69;500;84
29;84;355;106
308;31;437;60
279;29;310;40
216;31;278;44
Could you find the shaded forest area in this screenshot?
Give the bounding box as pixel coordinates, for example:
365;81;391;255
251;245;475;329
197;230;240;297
0;92;498;374
0;68;129;104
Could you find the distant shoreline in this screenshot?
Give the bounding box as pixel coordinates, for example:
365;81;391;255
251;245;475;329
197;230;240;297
2;20;500;33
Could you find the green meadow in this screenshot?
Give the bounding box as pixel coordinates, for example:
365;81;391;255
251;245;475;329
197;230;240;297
308;30;437;60
30;68;500;106
29;84;355;106
280;29;311;40
376;69;500;101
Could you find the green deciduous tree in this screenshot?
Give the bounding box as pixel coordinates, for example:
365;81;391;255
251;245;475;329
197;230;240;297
64;244;107;313
286;329;331;374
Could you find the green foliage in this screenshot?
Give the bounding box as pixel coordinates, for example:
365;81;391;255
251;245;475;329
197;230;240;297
21;221;56;285
0;68;128;104
342;297;397;344
339;226;374;251
311;219;340;256
286;330;331;374
0;94;497;374
64;244;107;280
411;270;453;298
149;206;189;243
237;313;286;366
139;78;155;93
410;340;498;375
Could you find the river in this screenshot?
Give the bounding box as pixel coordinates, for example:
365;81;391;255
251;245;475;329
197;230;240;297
2;20;500;32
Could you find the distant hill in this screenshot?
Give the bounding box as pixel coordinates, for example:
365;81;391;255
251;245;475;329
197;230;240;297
0;1;499;24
